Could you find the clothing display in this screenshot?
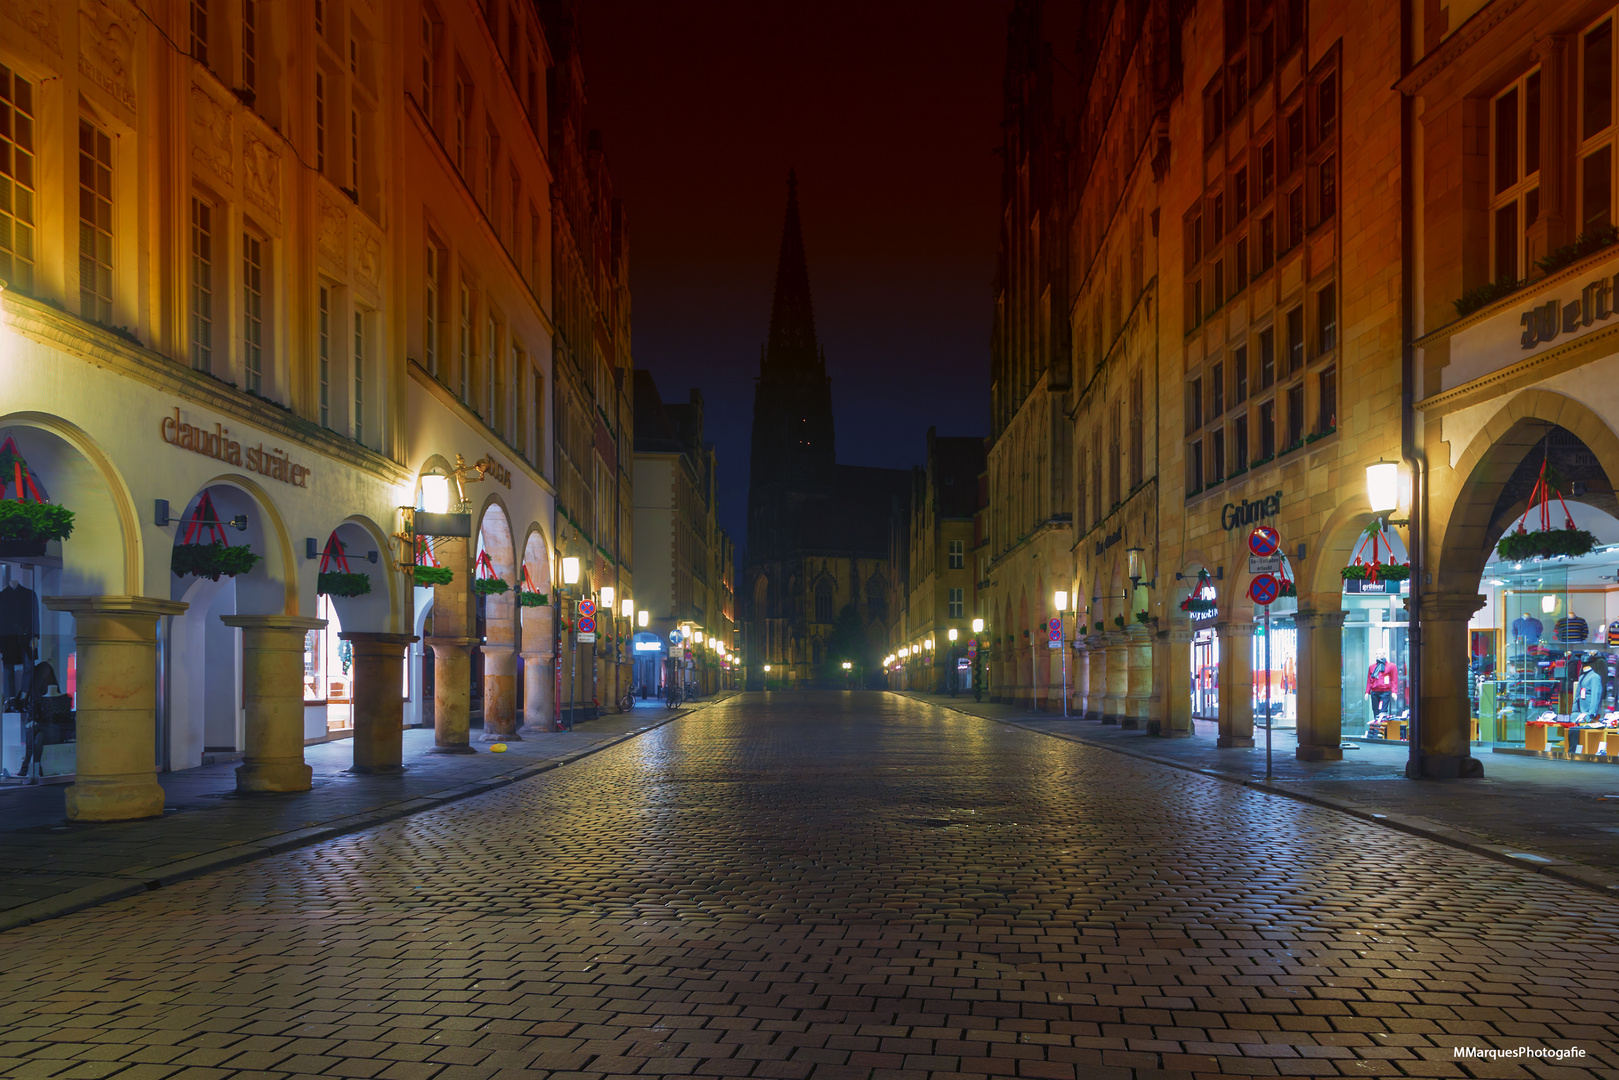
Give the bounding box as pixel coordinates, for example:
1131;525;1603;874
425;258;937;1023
0;582;38;637
1366;658;1399;693
1512;615;1544;642
1555;615;1591;643
1578;667;1607;714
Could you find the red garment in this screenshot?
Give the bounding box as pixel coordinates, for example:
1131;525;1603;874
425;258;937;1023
1367;659;1399;694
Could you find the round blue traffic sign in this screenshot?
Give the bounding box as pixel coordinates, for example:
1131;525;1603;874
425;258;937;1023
1248;525;1280;557
1248;573;1280;606
577;615;596;634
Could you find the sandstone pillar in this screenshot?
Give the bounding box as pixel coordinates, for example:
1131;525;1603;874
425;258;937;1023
340;631;418;773
222;614;327;792
479;645;519;740
42;596;188;821
1070;643;1089;716
1295;610;1347;762
427;536;476;752
1159;625;1194;737
1103;631;1129;723
1414;594;1487;778
1216;620;1256;748
1085;634;1108;720
1123;624;1153;728
519;646;555;733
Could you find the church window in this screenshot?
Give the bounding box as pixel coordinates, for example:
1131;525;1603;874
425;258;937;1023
815;581;833;623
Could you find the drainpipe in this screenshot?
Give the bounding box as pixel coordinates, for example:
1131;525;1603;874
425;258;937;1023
1400;0;1425;779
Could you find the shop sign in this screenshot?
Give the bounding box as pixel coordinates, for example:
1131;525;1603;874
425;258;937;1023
1221;491;1282;531
1446;252;1619;391
161;407;312;487
633;641;662;651
1094;527;1123;557
476;453;512;488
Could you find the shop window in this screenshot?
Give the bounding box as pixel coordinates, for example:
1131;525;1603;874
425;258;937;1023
1188;440;1204;494
78;119;113;324
1286;306;1305;372
1492;71;1541;281
1583;19;1615;231
949;539;964;569
1259;399;1276;458
948;587;964;619
1259;327;1275;388
1186;377;1203;434
1260;140;1275;197
1235;414;1250;469
1286;382;1305;447
318;285;331;427
1317;284;1336;354
0;67;36;295
1210;427;1226;483
1317;366;1337;433
1211;361;1225;416
243;232;264;395
1258;212;1275;271
1233;344;1249;403
189;197;214;372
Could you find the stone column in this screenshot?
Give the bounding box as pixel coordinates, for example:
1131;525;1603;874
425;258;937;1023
519;645;555;733
222;614;327;792
1085;634;1108;720
1103;631;1129;723
1414;594;1487;778
1295;610;1347;762
1216;621;1256;748
340;631;418;773
42;596;188;821
1123;624;1153;728
1159;625;1194;737
479;645;519;740
1070;643;1089;717
427;536;476;752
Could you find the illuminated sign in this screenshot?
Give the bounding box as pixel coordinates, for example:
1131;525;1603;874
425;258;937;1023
161;407;311;487
634;641;662;652
1221;491;1282;531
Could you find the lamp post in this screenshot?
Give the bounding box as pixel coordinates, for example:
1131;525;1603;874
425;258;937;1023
971;617;985;702
559;555;580;730
1055;591;1070;717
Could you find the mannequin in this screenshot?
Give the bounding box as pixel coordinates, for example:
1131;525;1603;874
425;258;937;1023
0;564;39;707
1577;656;1607;717
1367;652;1399;717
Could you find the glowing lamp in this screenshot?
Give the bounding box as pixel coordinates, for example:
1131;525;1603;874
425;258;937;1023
621;598;634;618
764;664;771;672
420;474;452;514
1543;595;1558;614
694;631;704;643
638;609;649;627
972;617;984;633
1366;460;1400;514
842;661;852;670
1055;590;1068;611
948;628;958;642
600;586;615;608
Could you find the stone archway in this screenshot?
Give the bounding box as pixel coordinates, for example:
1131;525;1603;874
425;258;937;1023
474;498;519;740
517;524;554;733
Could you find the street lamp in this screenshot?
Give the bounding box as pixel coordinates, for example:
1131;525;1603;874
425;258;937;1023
972;617;984;634
638;609;648;627
1054;590;1068;611
420;474;452;514
561;556;580;585
1366;459;1400;514
948;628;958;641
621;598;634;619
1053;592;1069;718
600;585;615;608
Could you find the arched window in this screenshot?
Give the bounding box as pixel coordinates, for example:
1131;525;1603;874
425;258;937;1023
866;573;887;621
815;580;833;623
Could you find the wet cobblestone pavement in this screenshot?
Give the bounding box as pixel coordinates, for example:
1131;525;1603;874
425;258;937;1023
3;692;1619;1079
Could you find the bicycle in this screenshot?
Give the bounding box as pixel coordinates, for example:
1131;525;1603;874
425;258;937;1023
617;689;637;713
664;684;684;709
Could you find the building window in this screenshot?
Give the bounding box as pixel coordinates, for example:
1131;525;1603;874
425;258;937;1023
189;197;213;372
948;539;964;569
1234;167;1249;222
484;123;499;215
1258;212;1274;271
1259;326;1275;388
532;371;543;464
1585;20;1615;232
1261;139;1275;197
1233;344;1249;403
420;13;436;121
948;587;964;619
1211;259;1224;309
1317;284;1336;354
1210;427;1226;483
1234;414;1250;470
1286;186;1304;249
1286;108;1304;174
1188;440;1204;494
1211;361;1225;416
1129;372;1144;487
315;71;327;173
243;233;263;394
242;0;257;93
349;108;360;192
79;119;114;324
1186;377;1203;434
815;581;833;623
1211;192;1225;241
454;75;469;174
1205;79;1225;145
458;282;472;402
314;0;324;37
190;0;209;67
424;244;439;376
1286;306;1304;373
0;67;35;295
1317;367;1337;433
318;286;331;427
1259;399;1276;459
1234;236;1248;291
1286;382;1305;447
1493;71;1541;282
353;310;365;444
1317;71;1337;143
484;313;497;420
1317;156;1336;221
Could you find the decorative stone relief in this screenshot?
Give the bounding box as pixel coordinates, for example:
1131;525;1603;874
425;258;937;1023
2;0;62;54
189;85;233;183
77;0;135;110
354;226;381;290
243;133;280;218
317;195;345;269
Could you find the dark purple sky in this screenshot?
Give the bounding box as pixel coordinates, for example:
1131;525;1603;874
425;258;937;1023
575;0;1009;549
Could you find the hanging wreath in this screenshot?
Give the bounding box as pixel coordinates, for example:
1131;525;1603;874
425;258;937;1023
1180;569;1216;613
1342;518;1411;583
413;536;454;586
0;436;74;556
171;491;261;581
518;565;548;607
1496;458;1598;561
471;549;510;596
317;533;371;597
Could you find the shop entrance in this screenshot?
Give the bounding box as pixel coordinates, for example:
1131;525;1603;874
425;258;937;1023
1192;628;1218;720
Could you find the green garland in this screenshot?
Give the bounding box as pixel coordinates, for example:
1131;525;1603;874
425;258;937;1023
1496;526;1598;561
318;571;372;597
519;590;549;607
414;565;453;587
172;542;261;581
1340;562;1411;582
0;501;74;543
1135;611;1154;626
1113;614;1126;628
471;576;510;596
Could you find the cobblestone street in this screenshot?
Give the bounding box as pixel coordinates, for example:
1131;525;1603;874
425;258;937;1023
3;692;1617;1079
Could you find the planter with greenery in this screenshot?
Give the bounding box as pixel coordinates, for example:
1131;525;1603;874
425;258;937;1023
414;564;453;587
172;542;261;581
1537;223;1619;276
0;501;74;556
519;590;549;607
318;571;371;597
472;576;510;596
1453;277;1525;318
1496;459;1599;561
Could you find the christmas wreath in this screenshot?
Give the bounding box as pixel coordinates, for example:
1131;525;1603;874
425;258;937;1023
172;492;261;581
1180;569;1216;613
517;565;548;606
0;437;74;554
1495;459;1597;561
471;549;510;595
316;533;372;597
1342;518;1409;583
414;564;454;587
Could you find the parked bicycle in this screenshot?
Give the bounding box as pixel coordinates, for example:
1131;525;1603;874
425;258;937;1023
664;684;684;709
617;689;637;713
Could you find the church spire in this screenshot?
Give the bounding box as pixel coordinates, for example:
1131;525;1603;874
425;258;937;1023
763;169;821;371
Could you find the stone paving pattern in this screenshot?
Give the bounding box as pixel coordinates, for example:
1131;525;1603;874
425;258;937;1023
0;700;704;929
2;691;1617;1079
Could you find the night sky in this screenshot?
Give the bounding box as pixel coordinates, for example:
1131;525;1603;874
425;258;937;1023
575;0;1010;551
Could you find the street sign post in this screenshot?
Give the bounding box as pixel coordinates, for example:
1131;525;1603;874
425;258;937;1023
1247;555;1282;574
1247;526;1282;782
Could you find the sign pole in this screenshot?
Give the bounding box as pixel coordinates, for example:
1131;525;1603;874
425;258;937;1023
1061;614;1068;718
1265;605;1272;781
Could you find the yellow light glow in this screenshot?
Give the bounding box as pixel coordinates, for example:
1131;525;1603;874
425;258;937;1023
600;586;615;608
1543;594;1558;614
694;630;704;643
948;628;958;641
764;664;772;672
638;609;649;627
842;661;851;670
621;598;634;618
1366;460;1400;514
561;556;580;585
1055;590;1068;611
421;474;452;514
972;617;984;633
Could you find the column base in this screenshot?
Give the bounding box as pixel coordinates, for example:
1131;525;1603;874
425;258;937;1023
64;775;165;821
1120;716;1142;730
429;743;478;755
516;723;554;735
478;731;522;742
1406;753;1484;778
1216;736;1255;748
1102;714;1120;725
236;760;313;792
346;763;409;776
1296;745;1344;762
1155;728;1193;738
